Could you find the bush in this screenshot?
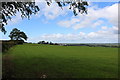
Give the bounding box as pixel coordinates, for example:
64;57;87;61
1;40;24;52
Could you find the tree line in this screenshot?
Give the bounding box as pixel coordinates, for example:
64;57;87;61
38;41;59;45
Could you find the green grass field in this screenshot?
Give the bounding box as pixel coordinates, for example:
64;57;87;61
2;43;118;78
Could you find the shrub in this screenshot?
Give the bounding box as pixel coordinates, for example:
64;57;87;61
1;40;24;52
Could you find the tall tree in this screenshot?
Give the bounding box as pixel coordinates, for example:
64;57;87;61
9;28;28;41
0;0;88;34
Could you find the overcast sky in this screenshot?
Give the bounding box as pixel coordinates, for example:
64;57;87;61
0;2;119;43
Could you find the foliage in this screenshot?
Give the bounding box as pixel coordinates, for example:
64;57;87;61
38;41;46;44
1;0;40;34
0;0;88;34
38;41;59;45
9;28;28;41
1;40;24;52
46;0;88;15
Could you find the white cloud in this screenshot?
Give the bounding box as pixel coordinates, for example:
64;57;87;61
58;3;118;30
92;20;104;28
28;26;118;43
35;2;69;20
58;18;80;28
101;26;108;30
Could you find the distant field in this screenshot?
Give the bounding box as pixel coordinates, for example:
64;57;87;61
2;43;118;78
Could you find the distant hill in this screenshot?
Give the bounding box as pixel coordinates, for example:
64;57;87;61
58;43;120;48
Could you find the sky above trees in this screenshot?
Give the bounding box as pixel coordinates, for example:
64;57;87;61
0;2;119;43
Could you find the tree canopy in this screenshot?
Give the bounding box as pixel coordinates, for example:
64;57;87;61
9;28;28;41
0;0;40;34
0;0;88;34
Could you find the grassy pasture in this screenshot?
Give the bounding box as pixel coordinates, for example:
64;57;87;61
2;43;118;78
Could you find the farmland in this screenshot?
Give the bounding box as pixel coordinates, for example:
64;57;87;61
2;43;118;78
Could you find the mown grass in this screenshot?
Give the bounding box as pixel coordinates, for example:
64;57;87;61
2;43;118;78
0;52;2;78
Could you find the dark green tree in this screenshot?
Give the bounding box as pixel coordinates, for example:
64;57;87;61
0;0;88;34
9;28;28;41
38;41;46;44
